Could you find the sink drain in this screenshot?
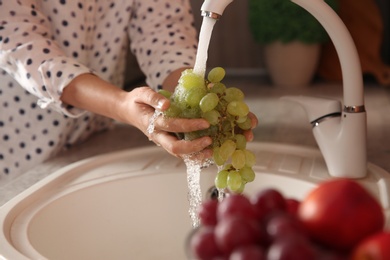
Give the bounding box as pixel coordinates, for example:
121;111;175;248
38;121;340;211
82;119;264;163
205;186;229;200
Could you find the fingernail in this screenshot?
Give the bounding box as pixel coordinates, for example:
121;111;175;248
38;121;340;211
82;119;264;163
156;99;164;110
204;137;213;146
200;121;210;128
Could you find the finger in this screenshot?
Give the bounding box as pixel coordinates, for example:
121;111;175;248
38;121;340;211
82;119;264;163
248;112;259;129
152;131;213;156
134;86;170;111
239;113;257;142
243;130;254;142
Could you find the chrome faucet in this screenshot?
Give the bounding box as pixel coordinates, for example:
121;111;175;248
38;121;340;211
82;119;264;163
283;0;367;178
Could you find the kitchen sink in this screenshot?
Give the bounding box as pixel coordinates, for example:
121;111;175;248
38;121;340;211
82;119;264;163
1;142;389;260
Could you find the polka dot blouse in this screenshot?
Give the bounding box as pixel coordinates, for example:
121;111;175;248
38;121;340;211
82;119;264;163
0;0;198;185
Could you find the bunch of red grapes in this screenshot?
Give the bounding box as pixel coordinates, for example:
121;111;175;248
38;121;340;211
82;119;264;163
188;189;331;260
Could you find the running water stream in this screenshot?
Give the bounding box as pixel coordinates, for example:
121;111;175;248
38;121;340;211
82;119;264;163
186;16;218;227
183;155;213;228
147;16;218;228
193;17;217;79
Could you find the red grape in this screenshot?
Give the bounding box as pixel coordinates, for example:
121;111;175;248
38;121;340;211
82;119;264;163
265;213;307;242
189;226;222;260
229;245;265;260
198;199;218;226
251;188;287;221
285;198;300;216
217;194;257;221
215;215;262;254
267;236;316;260
188;186;380;260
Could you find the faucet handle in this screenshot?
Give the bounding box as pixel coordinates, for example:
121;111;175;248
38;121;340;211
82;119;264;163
281;95;342;124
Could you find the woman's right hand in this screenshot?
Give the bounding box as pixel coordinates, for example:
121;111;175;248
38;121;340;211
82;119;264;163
61;74;213;159
119;86;214;159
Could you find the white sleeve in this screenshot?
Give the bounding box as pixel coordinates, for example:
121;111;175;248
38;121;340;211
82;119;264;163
0;1;92;117
128;0;198;89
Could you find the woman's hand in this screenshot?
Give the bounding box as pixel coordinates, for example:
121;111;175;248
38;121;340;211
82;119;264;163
243;112;258;142
122;86;214;158
124;87;258;159
61;74;214;158
61;73;258;159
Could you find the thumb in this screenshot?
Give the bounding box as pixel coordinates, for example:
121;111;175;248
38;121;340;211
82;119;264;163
154;92;170;111
136;87;170;111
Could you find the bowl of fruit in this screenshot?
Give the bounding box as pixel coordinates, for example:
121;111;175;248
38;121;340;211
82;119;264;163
187;178;389;260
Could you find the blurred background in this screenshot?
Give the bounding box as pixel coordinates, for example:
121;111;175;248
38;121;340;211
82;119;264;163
125;0;390;88
190;0;389;71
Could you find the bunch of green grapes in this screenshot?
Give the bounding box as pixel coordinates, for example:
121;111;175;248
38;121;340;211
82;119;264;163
159;67;256;193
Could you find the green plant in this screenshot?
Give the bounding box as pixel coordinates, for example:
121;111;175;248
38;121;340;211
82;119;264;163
249;0;338;44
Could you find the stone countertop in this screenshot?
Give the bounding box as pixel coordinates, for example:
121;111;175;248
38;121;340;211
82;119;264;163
1;75;390;206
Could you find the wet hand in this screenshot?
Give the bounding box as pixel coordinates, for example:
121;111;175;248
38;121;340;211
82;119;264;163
124;87;213;158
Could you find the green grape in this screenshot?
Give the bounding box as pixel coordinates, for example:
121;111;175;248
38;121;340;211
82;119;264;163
235;134;247;150
223;163;233;171
216;97;228;110
160;66;257;194
231;149;246;170
244;149;256;167
235;182;246;194
227;170;242;192
202;110;220;125
240;166;255;182
172;88;184;106
207;125;219;137
184;87;207;108
172;88;193;112
212;146;225;166
180;107;201;119
183;131;202;141
227;101;249;117
207;66;226;83
221;119;233;134
158;89;172;99
164;102;181;117
237;117;252;130
210;82;226;95
236;115;248;124
224;87;244;102
215;170;229;189
179;69;205;91
219;139;236;162
199;92;219;112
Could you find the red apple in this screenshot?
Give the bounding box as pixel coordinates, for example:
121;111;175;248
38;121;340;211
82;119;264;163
298;178;384;251
351;231;390;260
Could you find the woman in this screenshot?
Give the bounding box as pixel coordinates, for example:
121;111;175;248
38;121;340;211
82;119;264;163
0;0;256;186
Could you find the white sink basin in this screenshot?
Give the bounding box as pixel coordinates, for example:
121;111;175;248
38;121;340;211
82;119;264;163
1;142;389;260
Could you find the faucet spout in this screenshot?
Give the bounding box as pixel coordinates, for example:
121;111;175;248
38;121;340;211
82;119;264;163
201;0;234;20
285;0;367;178
291;0;364;107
